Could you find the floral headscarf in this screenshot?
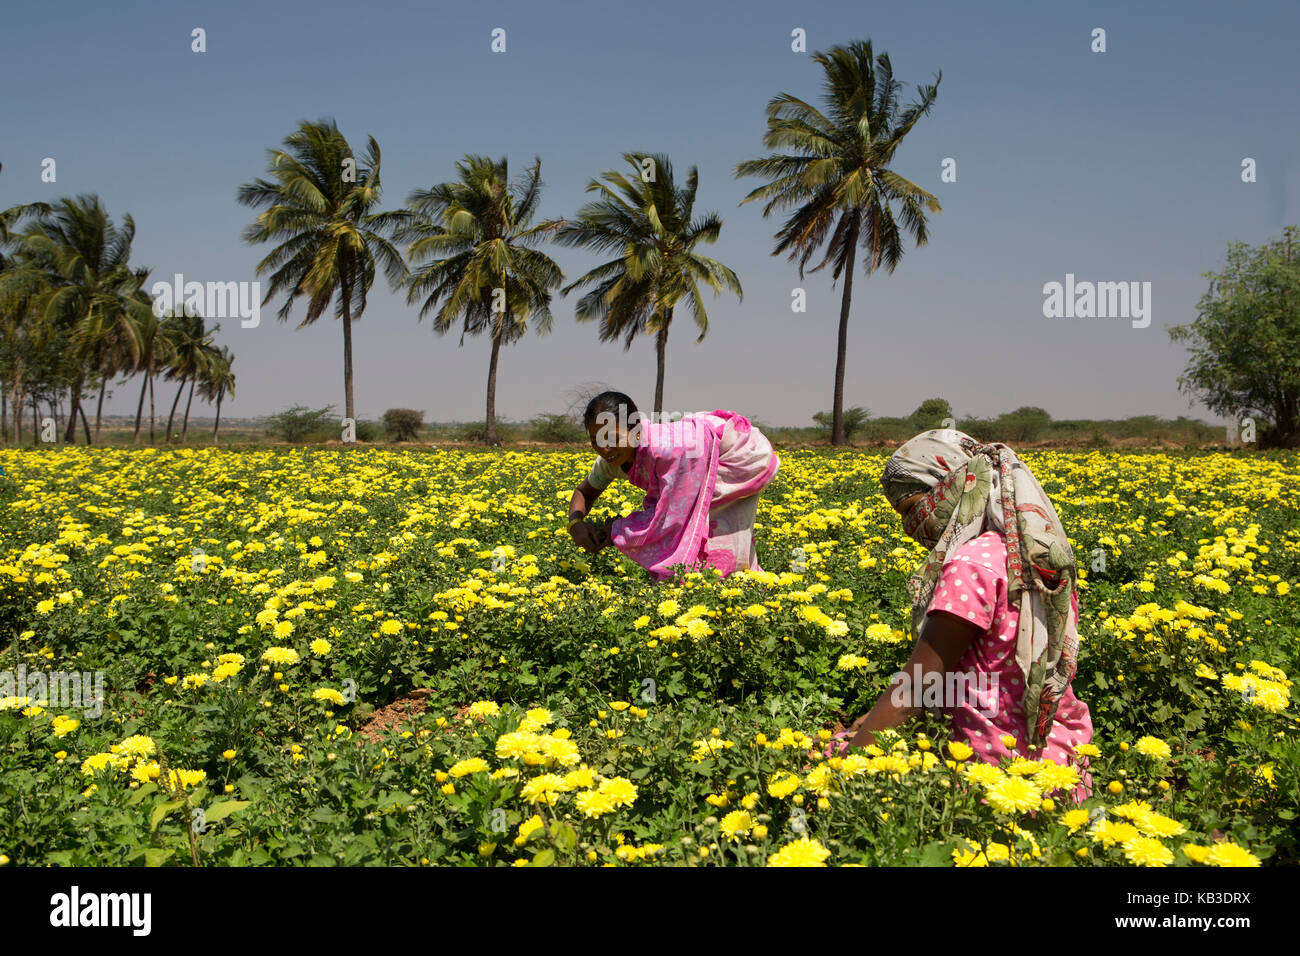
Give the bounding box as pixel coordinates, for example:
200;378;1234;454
880;429;1079;750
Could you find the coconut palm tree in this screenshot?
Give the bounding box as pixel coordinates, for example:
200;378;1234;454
0;196;150;444
555;153;742;414
87;269;154;441
237;119;407;428
1;203;55;443
181;335;223;444
398;155;564;445
130;307;169;445
735;39;942;445
160;307;214;444
197;346;236;445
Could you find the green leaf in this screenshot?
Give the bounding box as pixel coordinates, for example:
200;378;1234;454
143;848;172;867
127;782;158;805
203;799;252;824
150;800;185;832
531;848;555;867
555;823;578;853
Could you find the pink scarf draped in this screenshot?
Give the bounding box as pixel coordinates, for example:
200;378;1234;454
609;410;776;581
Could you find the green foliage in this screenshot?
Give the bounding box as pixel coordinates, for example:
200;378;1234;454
734;38;941;444
263;404;337;443
236;119;408;431
529;413;585;444
456;420;519;443
397;155;564;445
909;398;953;432
383;408;425;442
1;446;1294;866
813;406;869;440
993;406;1053;443
1169;226;1300;447
555;153;742;411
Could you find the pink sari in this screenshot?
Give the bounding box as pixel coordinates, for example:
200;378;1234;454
609;410;779;581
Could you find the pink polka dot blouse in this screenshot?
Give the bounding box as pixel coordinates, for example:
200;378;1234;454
927;530;1094;803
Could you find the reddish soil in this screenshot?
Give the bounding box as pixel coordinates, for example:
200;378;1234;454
355;687;436;743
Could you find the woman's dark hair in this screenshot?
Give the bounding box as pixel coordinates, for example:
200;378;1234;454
582;390;640;429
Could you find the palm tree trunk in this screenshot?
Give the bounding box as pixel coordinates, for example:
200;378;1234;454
64;374;84;444
78;402;92;445
1;386;7;444
485;326;502;446
181;377;196;443
148;375;156;444
213;391;223;446
166;375;186;444
831;219;860;446
342;280;355;429
653;315;670;415
13;370;24;443
94;378;107;441
133;367;149;444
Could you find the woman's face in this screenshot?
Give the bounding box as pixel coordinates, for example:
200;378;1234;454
891;491;926;520
586;420;638;469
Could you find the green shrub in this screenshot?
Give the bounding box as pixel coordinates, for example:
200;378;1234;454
909;397;954;432
383;408;425;442
812;406;870;440
263;405;337;443
994;406;1052;443
956;417;996;441
455;420;518;443
530;413;585;444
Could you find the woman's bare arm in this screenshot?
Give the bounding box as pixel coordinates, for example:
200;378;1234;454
845;612;981;749
570;479;602;518
569;480;604;552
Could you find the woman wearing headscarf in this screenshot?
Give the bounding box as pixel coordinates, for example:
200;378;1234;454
833;429;1093;798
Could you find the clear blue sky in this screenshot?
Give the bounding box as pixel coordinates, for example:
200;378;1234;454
2;0;1296;426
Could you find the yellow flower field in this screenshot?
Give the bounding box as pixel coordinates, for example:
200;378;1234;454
0;446;1295;866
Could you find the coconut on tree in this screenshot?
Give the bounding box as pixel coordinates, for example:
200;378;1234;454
237;119;407;432
555;153;741;415
735;39;942;445
397;155;564;446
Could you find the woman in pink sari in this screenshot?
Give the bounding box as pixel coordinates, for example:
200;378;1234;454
567;391;779;580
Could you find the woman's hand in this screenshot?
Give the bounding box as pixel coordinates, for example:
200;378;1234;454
589;520;612;552
838;612;981;751
569;519;599;553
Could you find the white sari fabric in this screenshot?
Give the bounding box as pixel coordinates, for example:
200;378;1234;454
700;412;779;575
